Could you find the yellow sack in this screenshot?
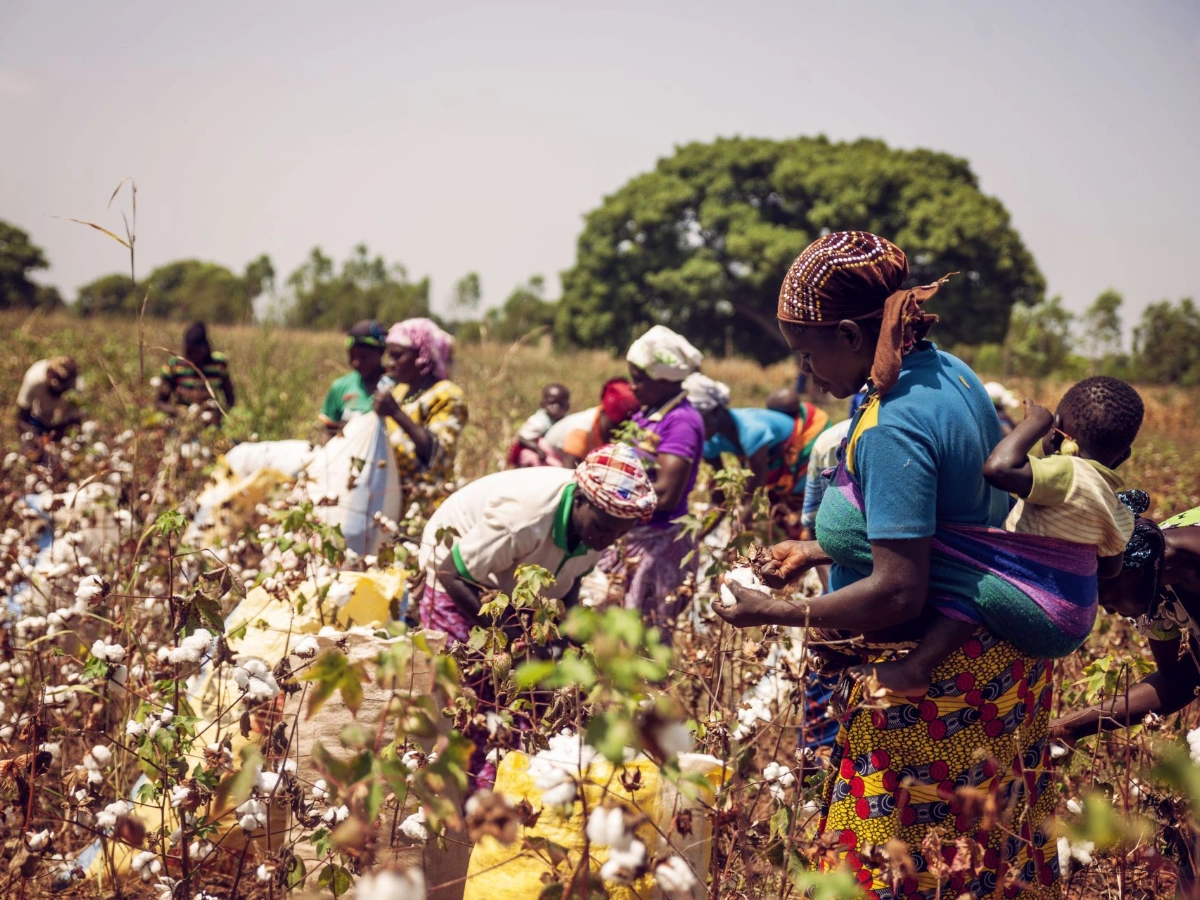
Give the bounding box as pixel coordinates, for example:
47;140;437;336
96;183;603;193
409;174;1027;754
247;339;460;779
463;750;726;900
88;568;408;880
185;461;291;548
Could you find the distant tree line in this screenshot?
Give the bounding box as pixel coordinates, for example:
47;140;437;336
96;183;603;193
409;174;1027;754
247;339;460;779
1;130;1195;383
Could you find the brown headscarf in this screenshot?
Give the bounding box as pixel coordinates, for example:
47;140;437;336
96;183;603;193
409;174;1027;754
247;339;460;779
777;231;952;396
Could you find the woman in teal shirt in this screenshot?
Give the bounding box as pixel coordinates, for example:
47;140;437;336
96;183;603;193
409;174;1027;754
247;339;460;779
687;373;829;538
715;232;1060;897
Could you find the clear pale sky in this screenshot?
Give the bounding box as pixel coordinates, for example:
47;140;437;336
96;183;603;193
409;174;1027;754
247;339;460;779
2;1;1198;334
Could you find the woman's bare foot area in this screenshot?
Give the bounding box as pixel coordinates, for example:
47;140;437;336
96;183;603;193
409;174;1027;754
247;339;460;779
849;660;931;699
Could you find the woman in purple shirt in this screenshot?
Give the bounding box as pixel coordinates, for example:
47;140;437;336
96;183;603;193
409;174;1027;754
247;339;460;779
599;325;706;632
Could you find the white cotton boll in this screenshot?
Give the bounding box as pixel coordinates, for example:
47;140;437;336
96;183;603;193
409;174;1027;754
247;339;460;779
719;565;764;609
311;779;330;802
96;799;131;833
166;629;214;665
26;829;51;851
599;838;646;884
1066;798;1083;816
233;659;280;702
39;742;62;763
256;864;271;882
90;638;126;663
189;840;213;861
485;747;505;766
655;855;698;898
132;850;157;880
126;719;147;738
322;804;350;825
170;785;192;808
356;869;426;900
256;771;281;794
1187;727;1200;765
400;807;429;842
87;744;113;768
528;731;596;807
1071;840;1095;866
293;635;320;658
159;706;175;725
326;580;354;607
1049;741;1069;760
587;806;631;848
236;798;268;831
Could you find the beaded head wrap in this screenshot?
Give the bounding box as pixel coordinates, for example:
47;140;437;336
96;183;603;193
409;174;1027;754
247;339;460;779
777;231;952;397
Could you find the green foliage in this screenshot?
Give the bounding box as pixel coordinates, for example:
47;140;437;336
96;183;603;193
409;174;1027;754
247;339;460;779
558;136;1044;362
283;244;429;330
0;220;58;310
477;276;558;343
452;271;482;316
75;256;273;323
300;649;370;718
1004;295;1084;379
1133;297;1200;385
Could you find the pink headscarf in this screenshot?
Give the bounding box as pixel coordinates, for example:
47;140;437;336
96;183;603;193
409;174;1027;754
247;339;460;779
386;318;455;380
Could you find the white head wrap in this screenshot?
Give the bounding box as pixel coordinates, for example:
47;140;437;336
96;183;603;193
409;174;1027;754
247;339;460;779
983;381;1020;412
682;373;731;414
626;325;703;382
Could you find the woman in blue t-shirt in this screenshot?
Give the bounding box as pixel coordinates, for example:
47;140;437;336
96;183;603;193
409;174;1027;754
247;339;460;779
714;232;1060;897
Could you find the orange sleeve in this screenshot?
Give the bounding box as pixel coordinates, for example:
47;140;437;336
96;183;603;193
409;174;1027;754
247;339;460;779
561;428;590;460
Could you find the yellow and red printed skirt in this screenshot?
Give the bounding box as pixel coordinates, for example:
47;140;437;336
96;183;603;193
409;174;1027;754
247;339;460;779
819;630;1060;899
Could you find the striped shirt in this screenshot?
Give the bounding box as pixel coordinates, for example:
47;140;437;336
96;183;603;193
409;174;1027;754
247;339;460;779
161;353;231;406
1004;455;1133;557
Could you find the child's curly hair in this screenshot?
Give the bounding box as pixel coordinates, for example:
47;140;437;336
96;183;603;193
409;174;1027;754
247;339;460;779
1058;376;1144;458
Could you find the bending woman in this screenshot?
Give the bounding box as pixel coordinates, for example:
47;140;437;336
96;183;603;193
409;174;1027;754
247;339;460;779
686;372;829;539
373;318;468;515
1053;498;1200;741
717;232;1061;898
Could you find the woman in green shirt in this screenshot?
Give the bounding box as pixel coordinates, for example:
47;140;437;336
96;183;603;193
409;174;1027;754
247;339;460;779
318;320;389;439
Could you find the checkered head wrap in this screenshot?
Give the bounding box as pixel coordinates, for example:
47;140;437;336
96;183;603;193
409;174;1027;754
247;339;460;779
574;443;657;522
777;231;952;397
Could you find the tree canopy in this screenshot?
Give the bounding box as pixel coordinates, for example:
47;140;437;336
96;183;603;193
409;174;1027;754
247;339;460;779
0;220;62;310
76;257;272;322
556;136;1045;362
283;244;429;331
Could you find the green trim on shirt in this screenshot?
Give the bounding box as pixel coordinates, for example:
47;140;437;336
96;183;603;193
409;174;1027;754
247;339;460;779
551;483;591;574
451;544;475;582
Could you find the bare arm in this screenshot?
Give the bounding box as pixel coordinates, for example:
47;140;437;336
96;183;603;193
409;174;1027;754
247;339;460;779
652;453;693;513
436;556;484;626
1052;636;1200;742
981;401;1054;497
375;393;433;463
718;537;931;632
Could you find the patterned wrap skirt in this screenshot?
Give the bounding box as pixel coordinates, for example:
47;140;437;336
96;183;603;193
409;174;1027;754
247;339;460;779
820;629;1060;899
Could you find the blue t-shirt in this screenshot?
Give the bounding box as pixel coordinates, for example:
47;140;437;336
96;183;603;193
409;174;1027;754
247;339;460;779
828;345;1009;590
703;408;795;461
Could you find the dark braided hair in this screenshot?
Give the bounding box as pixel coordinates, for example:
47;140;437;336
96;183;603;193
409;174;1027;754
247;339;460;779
1058;376;1144;458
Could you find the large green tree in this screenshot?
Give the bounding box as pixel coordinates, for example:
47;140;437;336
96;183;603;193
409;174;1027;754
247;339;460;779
0;220;61;310
283;244;430;331
557;137;1045;362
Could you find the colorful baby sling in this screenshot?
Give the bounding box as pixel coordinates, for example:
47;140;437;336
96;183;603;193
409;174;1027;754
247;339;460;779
816;461;1099;659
